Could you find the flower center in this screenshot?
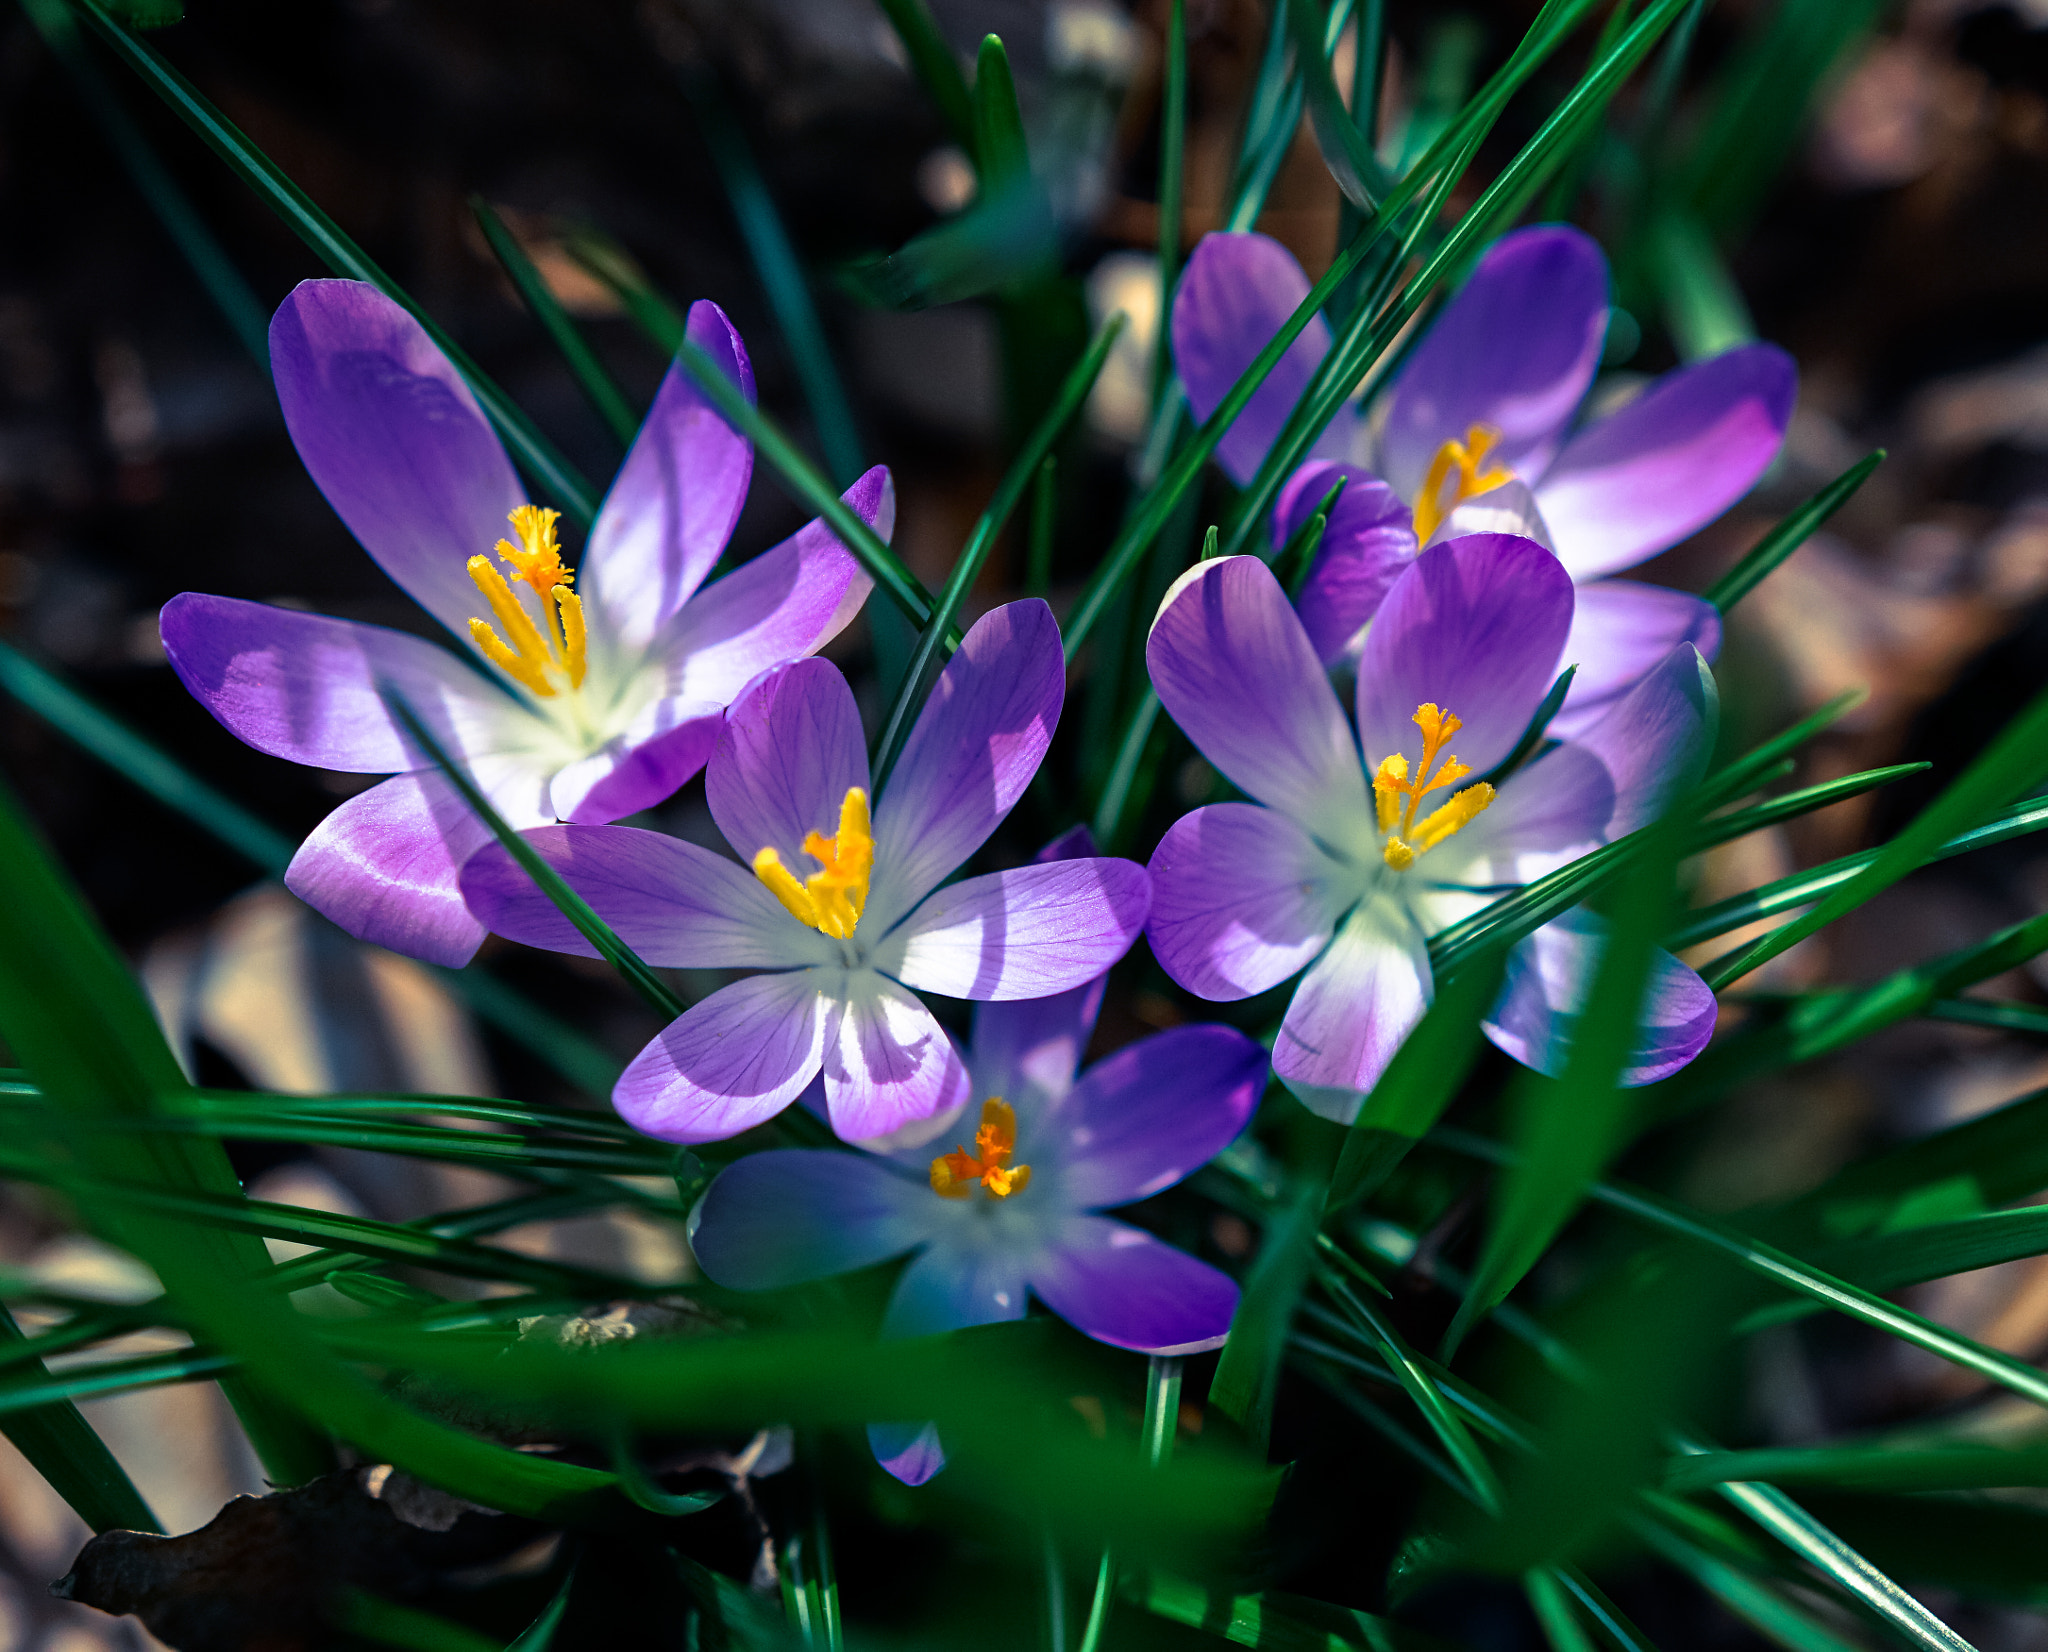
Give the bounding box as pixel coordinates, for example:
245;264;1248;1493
1372;703;1495;870
1412;424;1515;544
467;506;588;699
753;786;873;939
930;1099;1031;1200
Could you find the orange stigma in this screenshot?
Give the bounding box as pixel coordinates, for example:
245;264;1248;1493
467;506;587;697
1412;424;1515;544
1371;703;1495;870
930;1099;1031;1199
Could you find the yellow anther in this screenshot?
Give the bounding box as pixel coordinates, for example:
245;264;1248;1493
1375;703;1493;869
1412;424;1516;544
754;787;873;940
930;1099;1031;1200
467;507;587;697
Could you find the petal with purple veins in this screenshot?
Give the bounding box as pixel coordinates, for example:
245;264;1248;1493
1146;803;1351;1001
160;593;509;774
1028;1216;1239;1355
868;600;1064;933
1274;462;1416;665
284;770;500;967
581;301;755;655
1534;344;1797;581
1544;642;1717;838
876;858;1150;1001
546;697;725;825
269;281;526;641
1171;232;1334;487
1483;909;1717;1085
1034;1025;1267;1207
663;467;892;706
707;657;871;872
1147;556;1370;829
1547;580;1721;743
821;972;972;1143
614;969;830;1143
1272;900;1432;1122
1378;225;1609;498
1357;532;1574;779
458;822;829;969
689;1149;932;1290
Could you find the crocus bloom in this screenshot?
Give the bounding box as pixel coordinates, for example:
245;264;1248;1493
459;600;1152;1143
1171;225;1795;736
161;279;886;966
690;861;1266;1484
1146;534;1718;1120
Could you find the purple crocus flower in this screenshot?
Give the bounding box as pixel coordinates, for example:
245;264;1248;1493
690;848;1266;1484
161;279;887;967
1171;225;1796;736
459;600;1152;1144
1146;534;1718;1120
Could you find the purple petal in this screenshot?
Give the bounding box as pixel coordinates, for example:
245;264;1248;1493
1378;225;1608;498
1548;579;1721;743
869;600;1063;933
284;771;495;966
1273;902;1432;1122
1275;462;1417;665
969;981;1103;1120
582;301;755;655
546;698;724;825
706;657;870;871
664;467;892;707
1028;1216;1238;1355
1535;344;1797;581
1357;533;1574;778
458;823;825;969
160;593;505;773
821;973;971;1143
1552;642;1717;837
614;970;829;1143
1147;557;1370;826
269;280;525;640
1483;910;1717;1085
868;1423;946;1487
1172;232;1332;487
878;858;1150;1001
1146;803;1347;1000
1037;1025;1266;1208
689;1149;929;1290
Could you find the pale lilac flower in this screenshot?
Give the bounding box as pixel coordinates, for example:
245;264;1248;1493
691;832;1263;1484
460;601;1151;1144
162;279;886;966
1171;226;1795;736
1146;535;1718;1120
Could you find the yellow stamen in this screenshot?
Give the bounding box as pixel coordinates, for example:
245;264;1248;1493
1412;424;1516;544
754;787;873;940
466;507;588;697
1376;703;1494;869
930;1099;1031;1200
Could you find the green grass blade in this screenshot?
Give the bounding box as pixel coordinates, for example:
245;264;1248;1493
0;1305;160;1533
387;694;684;1021
1704;452;1884;614
19;0;268;365
1553;1567;1660;1652
1664;1440;2048;1496
0;1346;238;1420
1820;1205;2048;1294
471;196;640;448
64;0;601;525
562;230;687;351
1287;0;1388;210
1697;1461;1978;1652
1209;1179;1322;1456
1695;763;1929;850
1635;1516;1866;1652
0;777;614;1515
972;35;1029;187
1153;0;1188;402
874;0;978;162
872;316;1122;788
1703;676;2048;990
1526;1569;1599;1652
1702;688;1867;806
1800;1080;2048;1228
1650;210;1756;360
1089;688;1165;854
686;72;866;487
1925;996;2048;1037
1121;1571;1436;1651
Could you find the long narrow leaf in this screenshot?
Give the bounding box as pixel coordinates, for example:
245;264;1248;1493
1704;452;1884;613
